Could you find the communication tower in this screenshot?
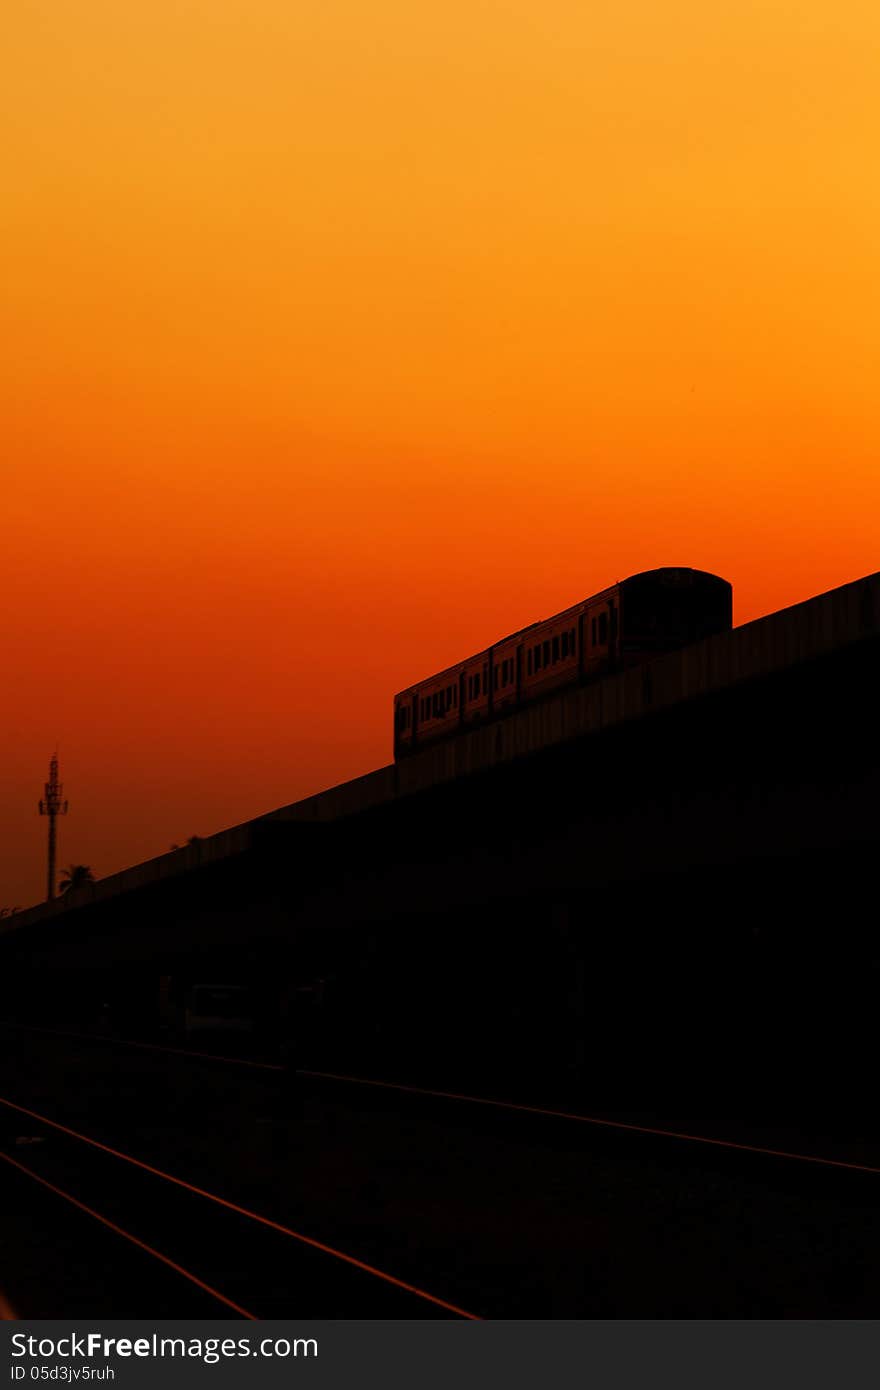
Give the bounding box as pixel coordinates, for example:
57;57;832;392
39;752;68;901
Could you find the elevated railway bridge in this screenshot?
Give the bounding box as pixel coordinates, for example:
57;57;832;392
2;571;878;1111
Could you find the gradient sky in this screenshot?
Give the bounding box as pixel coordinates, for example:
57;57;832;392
2;1;879;908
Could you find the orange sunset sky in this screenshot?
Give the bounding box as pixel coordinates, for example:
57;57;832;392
2;1;879;908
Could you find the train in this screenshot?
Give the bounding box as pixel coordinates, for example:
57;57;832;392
393;566;733;757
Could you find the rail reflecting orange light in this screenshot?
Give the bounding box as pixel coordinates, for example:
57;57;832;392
0;1150;257;1319
0;1095;480;1320
0;1021;281;1071
5;1022;878;1177
298;1069;880;1177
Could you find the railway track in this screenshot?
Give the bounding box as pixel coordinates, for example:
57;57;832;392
0;1090;477;1320
3;1020;879;1180
3;1019;880;1318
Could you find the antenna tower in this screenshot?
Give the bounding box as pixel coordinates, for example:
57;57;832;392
39;752;69;901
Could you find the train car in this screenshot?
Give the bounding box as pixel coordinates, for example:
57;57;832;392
393;567;732;757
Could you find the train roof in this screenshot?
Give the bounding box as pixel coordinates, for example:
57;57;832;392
621;566;731;589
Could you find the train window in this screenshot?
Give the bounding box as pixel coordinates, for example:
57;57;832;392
527;650;532;675
591;617;597;646
552;635;559;662
543;639;550;666
561;632;568;658
599;612;608;644
534;645;541;671
570;627;576;653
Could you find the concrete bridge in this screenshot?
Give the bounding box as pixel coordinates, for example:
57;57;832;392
2;570;878;1107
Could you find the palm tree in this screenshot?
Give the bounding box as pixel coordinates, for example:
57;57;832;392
58;864;95;895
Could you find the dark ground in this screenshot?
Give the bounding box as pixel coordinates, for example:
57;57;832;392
1;1026;879;1319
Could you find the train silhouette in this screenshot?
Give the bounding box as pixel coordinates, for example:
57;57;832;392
394;566;732;758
